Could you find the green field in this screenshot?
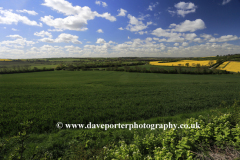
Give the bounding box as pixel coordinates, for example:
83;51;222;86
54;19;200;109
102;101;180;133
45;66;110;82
121;64;200;71
1;56;240;159
1;71;240;138
0;61;57;69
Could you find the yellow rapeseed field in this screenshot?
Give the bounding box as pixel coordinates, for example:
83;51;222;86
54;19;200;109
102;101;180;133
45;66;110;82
219;61;240;73
216;61;229;69
0;59;12;61
150;60;217;67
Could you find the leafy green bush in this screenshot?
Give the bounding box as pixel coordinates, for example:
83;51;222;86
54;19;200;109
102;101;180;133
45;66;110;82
101;109;240;159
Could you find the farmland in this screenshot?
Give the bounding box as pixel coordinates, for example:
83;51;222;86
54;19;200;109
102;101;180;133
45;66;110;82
217;61;240;73
1;69;240;159
217;61;230;69
149;60;217;67
0;59;12;61
0;56;240;159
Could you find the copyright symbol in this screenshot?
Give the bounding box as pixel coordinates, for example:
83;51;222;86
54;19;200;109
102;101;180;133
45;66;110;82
56;122;63;129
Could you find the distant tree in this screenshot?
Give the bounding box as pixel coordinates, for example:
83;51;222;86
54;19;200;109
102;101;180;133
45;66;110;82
185;63;189;67
33;67;38;71
208;60;214;66
217;59;222;63
23;65;31;71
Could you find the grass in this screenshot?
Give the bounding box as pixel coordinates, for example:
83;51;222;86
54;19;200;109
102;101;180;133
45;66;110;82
1;69;240;159
1;71;240;138
1;100;239;159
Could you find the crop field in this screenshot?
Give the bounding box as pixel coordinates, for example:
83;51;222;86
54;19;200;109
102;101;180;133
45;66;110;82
45;58;83;61
0;59;12;61
121;64;199;71
0;61;57;68
1;71;240;138
150;60;217;67
217;61;240;73
1;56;240;159
0;61;33;67
217;61;229;69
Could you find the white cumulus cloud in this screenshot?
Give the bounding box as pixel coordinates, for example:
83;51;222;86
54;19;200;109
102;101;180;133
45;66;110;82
34;30;52;38
48;28;63;32
147;2;159;11
65;45;82;53
102;2;107;7
0;8;42;26
184;33;197;41
168;2;197;17
118;27;124;30
182;42;189;46
209;35;239;42
97;29;103;33
193;38;202;43
41;0;115;31
6;35;23;39
96;38;106;44
126;14;152;32
138;31;148;35
16;9;38;15
170;19;206;32
39;33;82;44
117;8;127;16
12;28;19;31
95;1;108;7
200;34;213;40
174;43;179;46
1;35;35;47
167;37;185;43
151;28;181;38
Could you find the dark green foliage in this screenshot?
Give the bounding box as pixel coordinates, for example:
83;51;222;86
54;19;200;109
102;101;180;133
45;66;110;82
0;68;54;74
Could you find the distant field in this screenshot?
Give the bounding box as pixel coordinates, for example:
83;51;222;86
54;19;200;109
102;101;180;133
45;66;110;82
0;61;57;69
217;61;240;73
0;59;12;61
217;61;229;69
1;71;240;137
119;64;199;71
0;61;31;67
150;60;217;67
46;58;83;61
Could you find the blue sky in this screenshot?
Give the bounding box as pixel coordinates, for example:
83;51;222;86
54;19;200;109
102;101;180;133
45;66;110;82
0;0;240;58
